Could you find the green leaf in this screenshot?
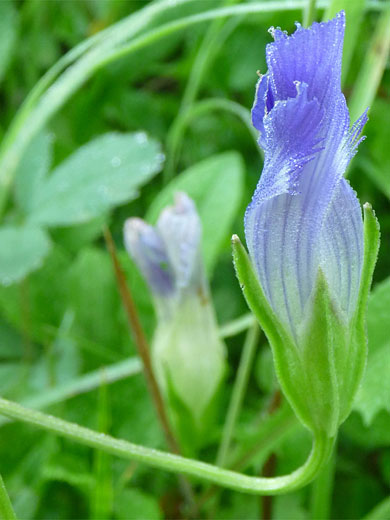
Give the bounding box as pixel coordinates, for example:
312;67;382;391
29;132;164;227
14;131;53;214
66;248;128;356
114;488;162;520
147;152;244;274
0;0;18;82
353;277;390;425
0;225;51;284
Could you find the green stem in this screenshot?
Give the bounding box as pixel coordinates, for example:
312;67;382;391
179;0;240;113
0;474;16;520
219;313;255;339
310;442;336;519
0;397;333;495
164;97;261;182
216;324;260;467
303;0;317;26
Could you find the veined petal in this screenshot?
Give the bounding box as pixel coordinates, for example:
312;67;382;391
157;192;203;291
319;179;363;318
124;218;174;296
267;12;345;110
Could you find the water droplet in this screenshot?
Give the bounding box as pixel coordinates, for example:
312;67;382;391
111;156;122;167
156;152;165;163
135;132;148;145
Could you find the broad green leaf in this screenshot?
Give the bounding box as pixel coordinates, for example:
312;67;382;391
147;152;244;274
0;0;18;82
0;225;51;284
353;277;390;424
66;248;129;357
29;132;164;227
14;131;53;214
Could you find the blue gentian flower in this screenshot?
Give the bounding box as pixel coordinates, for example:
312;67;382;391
231;11;380;436
245;11;367;340
124;193;225;449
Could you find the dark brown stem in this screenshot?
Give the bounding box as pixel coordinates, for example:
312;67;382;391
103;226;179;453
103;227;197;515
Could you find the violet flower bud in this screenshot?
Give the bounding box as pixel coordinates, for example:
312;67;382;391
124;193;225;449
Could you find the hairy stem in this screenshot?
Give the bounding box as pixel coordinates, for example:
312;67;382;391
0;398;334;495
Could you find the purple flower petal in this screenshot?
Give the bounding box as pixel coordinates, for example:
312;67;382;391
124;218;174;296
245;11;366;338
157;192;203;291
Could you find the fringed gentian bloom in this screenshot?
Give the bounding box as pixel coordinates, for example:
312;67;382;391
124;193;225;450
234;11;379;436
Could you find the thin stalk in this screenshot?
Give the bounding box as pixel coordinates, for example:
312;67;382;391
219;313;255;339
310;443;336;520
164;97;261;181
216;324;260;467
199;401;298;507
103;227;178;454
0;474;16;520
303;0;317;26
261;391;282;520
179;0;240;114
349;3;390;123
0;1;384;215
0;397;334;495
0;358;142;428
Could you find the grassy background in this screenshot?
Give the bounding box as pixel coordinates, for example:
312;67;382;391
0;1;389;518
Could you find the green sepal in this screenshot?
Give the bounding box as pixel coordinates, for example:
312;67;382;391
339;202;380;422
232;234;316;433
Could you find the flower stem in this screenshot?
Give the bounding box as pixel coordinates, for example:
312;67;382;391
0;397;334;495
216;323;260;467
310;442;336;520
0;474;17;520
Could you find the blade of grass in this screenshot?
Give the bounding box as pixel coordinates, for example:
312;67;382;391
349;3;390;123
303;0;317;27
0;474;17;520
323;0;366;84
0;357;142;428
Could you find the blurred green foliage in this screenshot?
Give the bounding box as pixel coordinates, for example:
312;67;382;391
0;0;389;519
